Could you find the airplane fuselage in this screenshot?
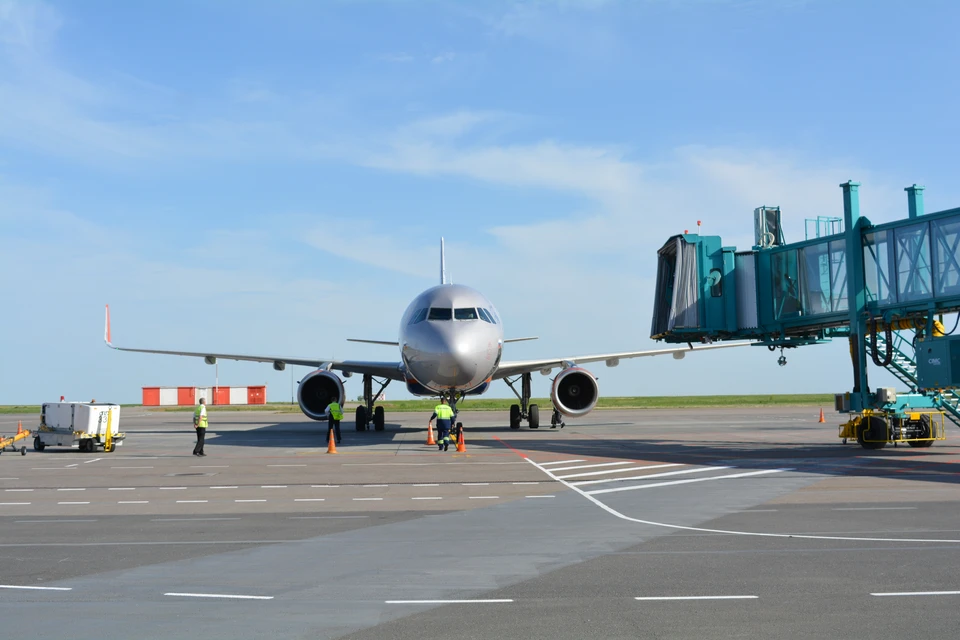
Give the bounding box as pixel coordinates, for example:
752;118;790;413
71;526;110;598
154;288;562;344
399;284;503;394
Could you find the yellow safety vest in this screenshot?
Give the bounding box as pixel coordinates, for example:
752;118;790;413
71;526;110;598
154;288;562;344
194;405;208;428
327;402;343;421
434;404;454;420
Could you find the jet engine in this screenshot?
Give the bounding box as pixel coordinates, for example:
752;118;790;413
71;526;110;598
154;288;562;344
550;367;599;418
297;370;345;421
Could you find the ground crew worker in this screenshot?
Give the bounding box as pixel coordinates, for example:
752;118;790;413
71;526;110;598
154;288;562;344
193;398;207;456
325;399;343;444
428;397;455;451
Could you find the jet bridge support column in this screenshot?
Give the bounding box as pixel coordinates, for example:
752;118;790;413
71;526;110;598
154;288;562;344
842;181;870;412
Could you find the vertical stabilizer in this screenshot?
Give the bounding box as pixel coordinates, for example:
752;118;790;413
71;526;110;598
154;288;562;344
440;237;447;285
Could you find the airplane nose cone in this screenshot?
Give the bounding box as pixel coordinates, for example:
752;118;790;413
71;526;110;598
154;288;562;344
404;325;481;389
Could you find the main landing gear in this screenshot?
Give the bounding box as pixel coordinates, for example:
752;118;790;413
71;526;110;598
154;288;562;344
356;374;391;432
504;373;541;429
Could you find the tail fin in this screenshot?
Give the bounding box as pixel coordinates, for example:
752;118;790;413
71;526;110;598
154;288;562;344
440;237;447;285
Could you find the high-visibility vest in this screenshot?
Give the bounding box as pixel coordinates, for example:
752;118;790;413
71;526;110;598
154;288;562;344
327;402;343;421
194;405;208;428
434;404;454;420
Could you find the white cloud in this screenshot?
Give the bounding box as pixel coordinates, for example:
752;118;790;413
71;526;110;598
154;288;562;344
431;51;456;64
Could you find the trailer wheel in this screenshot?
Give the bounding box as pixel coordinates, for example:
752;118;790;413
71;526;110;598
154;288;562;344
857;416;887;450
20;446;26;456
34;437;45;452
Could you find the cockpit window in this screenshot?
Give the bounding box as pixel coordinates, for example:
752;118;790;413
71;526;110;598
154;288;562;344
409;308;428;325
428;307;452;321
481;308;498;324
477;308;493;323
454;307;478;320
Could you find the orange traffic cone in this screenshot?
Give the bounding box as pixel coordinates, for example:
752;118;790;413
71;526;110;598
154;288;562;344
327;428;338;454
818;408;826;423
456;425;466;453
17;420;23;435
425;423;436;446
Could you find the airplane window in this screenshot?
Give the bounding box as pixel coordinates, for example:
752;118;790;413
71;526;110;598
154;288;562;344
428;307;452;321
409;308;428;324
477;308;493;323
454;308;478;320
483;308;498;324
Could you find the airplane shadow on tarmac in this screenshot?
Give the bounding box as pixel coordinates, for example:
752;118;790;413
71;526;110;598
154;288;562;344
195;420;960;488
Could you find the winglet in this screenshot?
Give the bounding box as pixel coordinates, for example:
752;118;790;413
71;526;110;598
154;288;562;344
104;304;113;347
440;237;447;285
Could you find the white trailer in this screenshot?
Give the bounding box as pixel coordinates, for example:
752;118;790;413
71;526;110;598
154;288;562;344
34;402;125;453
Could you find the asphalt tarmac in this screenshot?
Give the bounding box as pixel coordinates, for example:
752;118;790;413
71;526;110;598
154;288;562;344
1;405;959;639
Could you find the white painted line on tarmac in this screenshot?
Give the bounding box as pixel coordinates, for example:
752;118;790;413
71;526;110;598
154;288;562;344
118;501;148;504
159;487;187;490
294;498;325;502
57;488;85;491
525;495;555;499
548;461;634;473
363;484;388;487
559;463;683;480
235;499;266;503
108;488;135;491
413;483;439;487
211;486;238;489
387;599;512;604
586;469;787;496
311;485;339;488
1;503;31;506
268;464;305;467
833;507;918;511
462;483;489;486
871;591;960;597
468;496;499;499
192;466;228;469
65;464;79;468
512;482;540;485
538;460;586;467
261;485;287;489
412;497;443;500
83;458;102;464
31;468;75;470
152;517;240;522
635;595;757;601
165;592;273;600
0;478;19;480
573;466;729;487
5;489;33;492
176;500;209;504
57;502;90;505
353;497;383;501
16;519;97;523
0;585;72;591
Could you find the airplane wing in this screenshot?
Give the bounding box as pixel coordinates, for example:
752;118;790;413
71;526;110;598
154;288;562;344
103;306;405;381
493;341;754;380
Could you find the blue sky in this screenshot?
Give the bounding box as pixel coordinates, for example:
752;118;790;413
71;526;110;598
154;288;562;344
2;0;959;404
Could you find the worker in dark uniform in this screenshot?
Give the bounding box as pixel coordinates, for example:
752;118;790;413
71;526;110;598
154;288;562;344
428;397;455;451
325;400;343;444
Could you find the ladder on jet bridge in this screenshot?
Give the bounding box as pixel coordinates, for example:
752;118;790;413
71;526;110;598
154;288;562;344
865;331;960;429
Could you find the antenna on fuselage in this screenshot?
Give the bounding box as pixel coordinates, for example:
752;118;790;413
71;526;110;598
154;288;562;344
440;237;447;285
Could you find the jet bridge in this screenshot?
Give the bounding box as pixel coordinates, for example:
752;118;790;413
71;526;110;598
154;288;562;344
651;181;960;449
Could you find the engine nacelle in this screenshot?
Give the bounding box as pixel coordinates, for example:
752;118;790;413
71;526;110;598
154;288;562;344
551;367;599;418
297;370;345;421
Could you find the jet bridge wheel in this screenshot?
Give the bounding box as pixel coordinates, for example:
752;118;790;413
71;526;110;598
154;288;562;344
373;406;385;431
355;406;367;431
509;404;521;429
34;437;45;451
907;414;934;448
528;404;540;429
856;416;887;450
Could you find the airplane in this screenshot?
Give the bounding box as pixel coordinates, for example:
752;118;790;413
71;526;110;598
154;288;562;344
104;240;750;431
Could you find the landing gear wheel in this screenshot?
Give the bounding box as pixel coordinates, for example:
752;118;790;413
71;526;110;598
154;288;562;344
856;416;887;450
355;406;367;431
374;406;385;431
34;437;45;451
509;404;521;429
528;404;540;429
